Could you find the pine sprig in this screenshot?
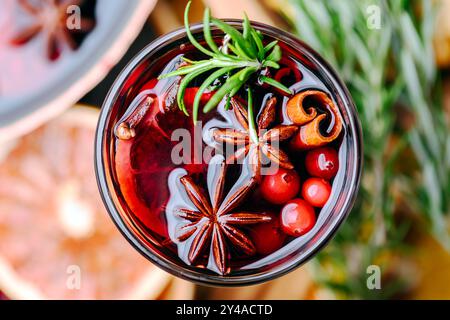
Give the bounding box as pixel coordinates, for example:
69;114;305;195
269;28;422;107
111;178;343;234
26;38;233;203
158;1;292;123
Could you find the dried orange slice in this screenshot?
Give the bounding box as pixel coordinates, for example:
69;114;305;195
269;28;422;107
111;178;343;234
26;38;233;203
0;105;171;299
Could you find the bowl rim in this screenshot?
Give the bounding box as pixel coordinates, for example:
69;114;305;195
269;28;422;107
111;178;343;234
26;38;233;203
95;20;363;286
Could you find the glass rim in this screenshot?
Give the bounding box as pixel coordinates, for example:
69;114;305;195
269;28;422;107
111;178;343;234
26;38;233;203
95;20;363;286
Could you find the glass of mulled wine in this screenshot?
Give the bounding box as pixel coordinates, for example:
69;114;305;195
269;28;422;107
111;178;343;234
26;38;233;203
95;18;362;285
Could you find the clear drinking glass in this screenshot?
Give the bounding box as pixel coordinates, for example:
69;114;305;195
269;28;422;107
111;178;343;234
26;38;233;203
95;21;363;286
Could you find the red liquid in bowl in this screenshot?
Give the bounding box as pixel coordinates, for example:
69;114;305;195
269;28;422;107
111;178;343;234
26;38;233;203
109;37;348;277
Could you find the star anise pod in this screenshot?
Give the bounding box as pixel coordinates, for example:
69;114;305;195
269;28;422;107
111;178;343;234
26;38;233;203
10;0;95;61
212;96;298;179
173;155;271;275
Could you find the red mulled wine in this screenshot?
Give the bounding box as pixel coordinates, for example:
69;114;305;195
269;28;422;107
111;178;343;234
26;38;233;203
96;11;362;285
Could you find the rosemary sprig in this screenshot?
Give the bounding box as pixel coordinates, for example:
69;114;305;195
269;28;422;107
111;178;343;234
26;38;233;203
392;0;450;250
286;0;408;299
285;0;449;299
158;1;292;124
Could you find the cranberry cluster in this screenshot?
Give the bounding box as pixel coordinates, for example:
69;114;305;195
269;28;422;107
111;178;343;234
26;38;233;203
252;147;339;254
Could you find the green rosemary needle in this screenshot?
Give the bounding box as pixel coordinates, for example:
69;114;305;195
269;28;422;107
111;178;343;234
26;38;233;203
158;1;292;123
247;88;259;144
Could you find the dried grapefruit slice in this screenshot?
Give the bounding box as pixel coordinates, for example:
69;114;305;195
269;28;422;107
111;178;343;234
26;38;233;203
0;105;171;299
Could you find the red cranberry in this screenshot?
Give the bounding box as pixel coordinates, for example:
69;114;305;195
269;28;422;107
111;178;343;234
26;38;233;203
305;147;339;180
251;213;286;255
260;168;301;205
301;178;331;208
280;199;316;237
